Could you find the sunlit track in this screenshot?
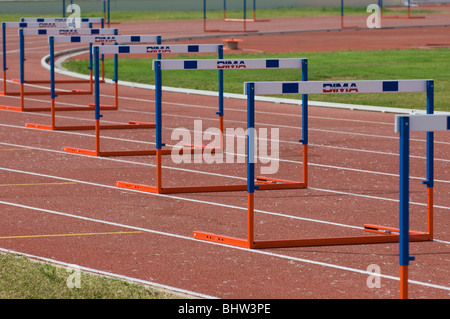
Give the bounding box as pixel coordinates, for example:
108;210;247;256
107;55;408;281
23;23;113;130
1;21;450;299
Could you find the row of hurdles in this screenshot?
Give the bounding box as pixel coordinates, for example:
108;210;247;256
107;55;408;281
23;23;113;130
1;17;447;299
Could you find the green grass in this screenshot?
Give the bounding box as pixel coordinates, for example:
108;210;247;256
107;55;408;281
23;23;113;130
0;253;184;299
0;6;441;22
65;48;450;112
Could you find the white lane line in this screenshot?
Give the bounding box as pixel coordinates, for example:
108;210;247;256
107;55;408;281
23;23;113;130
0;246;217;299
1;162;450;234
0;126;449;186
2;92;450;147
0;198;449;293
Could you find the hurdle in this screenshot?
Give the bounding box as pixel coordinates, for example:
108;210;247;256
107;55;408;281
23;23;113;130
203;0;258;33
0;21;92;97
193;79;435;249
378;0;425;19
223;0;270;23
395;113;449;299
0;27;117;112
24;35;162;131
63;43;224;157
63;0;111;26
115;58;308;194
341;0;358;29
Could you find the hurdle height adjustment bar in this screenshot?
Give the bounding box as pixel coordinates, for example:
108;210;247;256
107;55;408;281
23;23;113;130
116;58;308;194
193;79;435;251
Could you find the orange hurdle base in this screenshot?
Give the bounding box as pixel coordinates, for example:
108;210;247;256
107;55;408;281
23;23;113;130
64;144;218;158
25;121;155;131
117;177;306;195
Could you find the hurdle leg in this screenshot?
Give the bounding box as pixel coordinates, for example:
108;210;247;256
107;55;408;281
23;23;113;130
247;192;255;248
2;70;6;94
427;187;433;237
95;119;100;156
20;82;24;112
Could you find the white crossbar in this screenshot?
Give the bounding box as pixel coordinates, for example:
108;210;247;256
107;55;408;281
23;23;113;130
4;21;91;29
51;34;160;44
21;28;117;36
395;114;450;132
244;80;430;95
97;44;220;55
155;58;305;71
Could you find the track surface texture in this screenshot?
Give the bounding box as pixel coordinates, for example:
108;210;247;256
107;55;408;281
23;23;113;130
1;8;449;299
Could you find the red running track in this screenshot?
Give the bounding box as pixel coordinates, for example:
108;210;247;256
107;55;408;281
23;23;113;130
0;15;449;299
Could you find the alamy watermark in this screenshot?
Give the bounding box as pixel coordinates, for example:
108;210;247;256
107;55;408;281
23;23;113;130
367;4;382;29
66;3;82;28
366;264;382;289
170;120;280;175
66;264;81;289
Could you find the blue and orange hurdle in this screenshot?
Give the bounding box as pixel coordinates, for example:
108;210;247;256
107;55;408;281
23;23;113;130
223;0;269;23
340;0;358;29
0;26;117;112
63;0;111;26
24;34;162;131
116;57;308;194
63;43;224;157
193;79;435;252
0;21;92;98
395;113;449;299
378;0;425;20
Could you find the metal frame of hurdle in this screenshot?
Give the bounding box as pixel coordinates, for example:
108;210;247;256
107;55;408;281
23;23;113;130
63;43;224;157
203;0;259;33
395;113;449;299
193;79;435;250
115;58;308;195
0;26;117;112
24;34;163;131
378;0;425;20
1;21;92;98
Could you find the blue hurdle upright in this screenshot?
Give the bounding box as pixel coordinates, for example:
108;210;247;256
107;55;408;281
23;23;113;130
63;44;224;157
116;58;308;194
193;79;435;250
24;34;161;130
395;113;449;299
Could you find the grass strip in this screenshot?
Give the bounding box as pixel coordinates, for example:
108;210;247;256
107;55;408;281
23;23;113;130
0;253;184;299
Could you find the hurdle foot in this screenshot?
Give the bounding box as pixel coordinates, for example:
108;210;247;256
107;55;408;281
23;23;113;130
193;231;251;248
